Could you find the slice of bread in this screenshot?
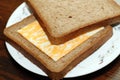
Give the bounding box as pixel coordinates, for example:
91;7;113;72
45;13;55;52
4;15;113;80
26;0;120;37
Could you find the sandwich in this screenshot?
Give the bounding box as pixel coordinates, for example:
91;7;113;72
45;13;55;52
4;15;112;80
3;0;120;80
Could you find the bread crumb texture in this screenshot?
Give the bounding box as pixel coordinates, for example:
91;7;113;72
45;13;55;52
29;0;120;37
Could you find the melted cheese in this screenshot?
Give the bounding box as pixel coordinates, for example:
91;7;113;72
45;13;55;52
18;21;104;61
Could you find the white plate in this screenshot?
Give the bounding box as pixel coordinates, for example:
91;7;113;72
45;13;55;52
5;2;120;78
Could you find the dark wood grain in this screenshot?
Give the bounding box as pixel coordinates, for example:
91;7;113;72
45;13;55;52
0;0;120;80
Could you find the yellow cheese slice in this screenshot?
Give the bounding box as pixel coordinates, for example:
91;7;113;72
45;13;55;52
18;21;104;61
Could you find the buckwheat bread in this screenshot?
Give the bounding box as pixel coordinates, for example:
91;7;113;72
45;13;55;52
26;0;120;37
4;15;113;80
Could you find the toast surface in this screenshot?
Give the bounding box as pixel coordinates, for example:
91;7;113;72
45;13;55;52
27;0;119;37
4;15;113;80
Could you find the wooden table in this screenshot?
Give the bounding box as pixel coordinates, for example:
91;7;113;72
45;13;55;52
0;0;120;80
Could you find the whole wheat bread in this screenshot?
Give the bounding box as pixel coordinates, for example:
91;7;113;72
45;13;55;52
4;15;113;80
26;0;120;37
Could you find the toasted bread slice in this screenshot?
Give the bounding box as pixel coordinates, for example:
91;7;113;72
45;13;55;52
4;15;113;80
26;0;119;37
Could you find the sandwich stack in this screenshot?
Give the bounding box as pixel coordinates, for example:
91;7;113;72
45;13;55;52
3;0;120;80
